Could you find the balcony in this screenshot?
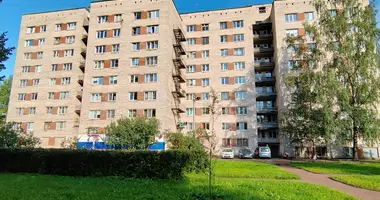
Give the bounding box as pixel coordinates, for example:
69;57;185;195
79;61;85;72
255;76;276;83
75;105;81;115
173;58;186;69
173;69;185;83
172;89;185;98
257;122;279;130
76;91;83;101
256;92;277;100
254;47;274;53
81;48;87;59
173;43;186;57
173;28;186;42
254;62;275;71
77;75;84;86
172;104;185;114
83;25;89;33
256;107;277;114
253;22;272;30
82;35;88;45
253;34;273;40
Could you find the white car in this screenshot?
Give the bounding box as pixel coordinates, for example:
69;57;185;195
221;148;234;159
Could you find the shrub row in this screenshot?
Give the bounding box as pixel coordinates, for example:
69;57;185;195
0;148;206;180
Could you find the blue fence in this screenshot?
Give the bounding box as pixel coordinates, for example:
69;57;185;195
77;142;165;151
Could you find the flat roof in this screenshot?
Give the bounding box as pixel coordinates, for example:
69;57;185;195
23;7;89;16
180;4;272;15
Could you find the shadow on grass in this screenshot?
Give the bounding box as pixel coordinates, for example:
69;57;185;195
291;162;380;175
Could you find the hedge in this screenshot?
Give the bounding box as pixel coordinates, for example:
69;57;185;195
0;148;205;180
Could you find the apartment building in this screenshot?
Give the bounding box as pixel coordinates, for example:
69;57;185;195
8;0;374;158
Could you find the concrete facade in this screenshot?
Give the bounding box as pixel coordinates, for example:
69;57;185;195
7;0;376;158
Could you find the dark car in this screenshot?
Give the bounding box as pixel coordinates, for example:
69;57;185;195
238;148;253;159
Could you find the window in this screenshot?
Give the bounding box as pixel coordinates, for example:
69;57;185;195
147;25;159;34
114;14;122;22
305;12;314;21
286;29;298;37
132;27;141;35
113;29;121;37
144;109;156;118
108;93;117;101
186;123;194;131
234;62;245;70
95;45;106;54
148;10;160;19
259;7;266;14
64;49;74;57
55;24;62;31
24;53;32;60
188;51;196;59
132;43;140;51
220;22;227;30
146;56;158;66
37;52;43;59
131;58;140;67
94;61;104;69
308;43;316;51
222;123;230;131
202;37;209;45
19;80;27;87
28;108;36;116
40;25;46;32
186;93;195;101
237;122;248;131
186;108;194;116
287;44;300;54
187;38;196;45
58;106;68;115
61;77;71;85
202;24;209;31
235;76;246;84
202;64;209;72
202;108;210;115
97;30;107;38
53;50;59;57
46;107;53;115
112;44;120;53
221;77;229;85
90;93;101;102
221;92;230;100
330;10;337;17
49;78;56;86
56;122;66;130
89;110;101;119
26;26;35;34
144;91;157;100
202;78;209;87
146;41;159;50
220;49;228;57
187;25;196;32
235;91;247;100
18;93;26;101
221;63;228;71
35;65;41;72
67;22;76;30
111;59;119;68
25;40;33;47
31;93;38;100
130;75;139;83
107;110;116;119
269;131;277;138
98;16;108;23
201;123;210;130
109;76;118;85
22;66;31;73
233;20;244;28
202;93;209;101
92;77;104;85
233;34;244;42
220;35;228;43
201;50;209;58
63;63;72;70
187;79;196;87
234;48;245;56
134;12;142;20
26;122;34;131
16;108;24;116
59;92;69;100
222;107;230;115
129;110;137;118
285;13;297;22
237;107;248;115
33;79;39;86
38;39;45;46
145;73;157;83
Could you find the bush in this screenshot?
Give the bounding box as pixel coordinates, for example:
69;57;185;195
0;148;194;180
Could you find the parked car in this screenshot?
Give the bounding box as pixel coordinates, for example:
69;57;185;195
221;148;234;159
238;148;253;159
254;146;272;159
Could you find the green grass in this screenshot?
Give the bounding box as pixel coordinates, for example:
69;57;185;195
0;160;357;200
332;175;380;192
291;161;380;175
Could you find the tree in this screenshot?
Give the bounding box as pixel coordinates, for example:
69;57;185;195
106;117;159;149
283;0;380;159
0;76;12;121
0;122;40;148
166;132;204;151
0;32;15;81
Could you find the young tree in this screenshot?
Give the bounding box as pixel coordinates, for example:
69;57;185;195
106;117;159;149
166;132;204;151
0;122;40;148
0;76;12;121
0;32;15;81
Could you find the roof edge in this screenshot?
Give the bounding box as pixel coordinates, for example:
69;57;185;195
179;3;272;15
23;7;89;16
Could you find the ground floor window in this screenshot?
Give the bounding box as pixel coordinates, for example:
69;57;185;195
316;146;327;157
222;138;248;148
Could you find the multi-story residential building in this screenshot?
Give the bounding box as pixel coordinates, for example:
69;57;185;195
7;0;376;158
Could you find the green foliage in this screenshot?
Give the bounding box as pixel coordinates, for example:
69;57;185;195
0;32;15;82
60;137;78;149
0;122;40;148
106;117;159;149
0;76;11;121
332;175;380;191
291;161;380;175
0;148;193;180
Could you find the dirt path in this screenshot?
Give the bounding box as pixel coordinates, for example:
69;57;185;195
280;165;380;200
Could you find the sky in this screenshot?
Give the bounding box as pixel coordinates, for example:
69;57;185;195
0;0;379;78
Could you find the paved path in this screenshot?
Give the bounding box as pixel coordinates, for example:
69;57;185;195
280;165;380;200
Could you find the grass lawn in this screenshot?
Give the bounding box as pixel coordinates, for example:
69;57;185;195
332;175;380;192
290;161;380;175
0;160;356;200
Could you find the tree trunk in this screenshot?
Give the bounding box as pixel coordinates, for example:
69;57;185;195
353;125;359;160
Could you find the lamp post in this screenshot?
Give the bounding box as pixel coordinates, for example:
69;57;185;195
193;96;201;137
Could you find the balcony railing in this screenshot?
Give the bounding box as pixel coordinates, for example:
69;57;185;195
253;34;273;40
257;122;279;129
77;75;84;86
76;91;83;101
256;107;277;113
256;92;277;98
255;76;276;82
173;28;186;42
173;69;185;83
173;58;186;69
254;47;274;53
254;62;274;67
